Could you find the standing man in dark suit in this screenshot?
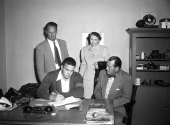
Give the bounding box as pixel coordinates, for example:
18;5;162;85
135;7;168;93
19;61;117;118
36;22;69;82
94;56;132;125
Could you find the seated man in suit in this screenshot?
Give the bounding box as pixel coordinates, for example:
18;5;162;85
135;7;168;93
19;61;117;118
37;57;84;102
94;56;132;125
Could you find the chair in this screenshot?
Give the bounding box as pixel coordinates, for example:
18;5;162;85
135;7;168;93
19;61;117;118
0;88;3;98
123;85;138;125
94;61;107;88
91;61;107;99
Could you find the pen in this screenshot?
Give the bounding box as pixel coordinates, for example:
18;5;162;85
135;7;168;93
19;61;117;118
55;90;60;95
54;90;65;101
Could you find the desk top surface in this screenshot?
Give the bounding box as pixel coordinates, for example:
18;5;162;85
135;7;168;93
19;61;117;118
0;99;114;125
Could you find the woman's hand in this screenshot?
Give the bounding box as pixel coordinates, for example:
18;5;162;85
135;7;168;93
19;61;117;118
94;62;99;69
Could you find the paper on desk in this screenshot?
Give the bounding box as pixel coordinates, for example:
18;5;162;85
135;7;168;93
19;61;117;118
0;97;12;107
0;97;17;111
35;98;51;101
65;104;80;110
48;96;81;107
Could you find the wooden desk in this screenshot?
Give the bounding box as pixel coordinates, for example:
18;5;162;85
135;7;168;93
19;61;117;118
0;99;114;125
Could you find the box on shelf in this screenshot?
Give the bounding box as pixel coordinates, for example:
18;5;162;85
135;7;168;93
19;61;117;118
159;18;170;28
136;64;144;70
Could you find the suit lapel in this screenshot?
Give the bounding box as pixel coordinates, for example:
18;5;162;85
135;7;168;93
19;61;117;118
55;70;62;93
44;40;56;68
107;69;123;99
57;39;64;61
56;79;62;93
107;77;120;98
102;74;109;98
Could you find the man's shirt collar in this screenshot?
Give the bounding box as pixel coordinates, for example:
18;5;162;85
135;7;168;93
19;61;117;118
57;70;70;81
47;38;57;43
57;70;63;81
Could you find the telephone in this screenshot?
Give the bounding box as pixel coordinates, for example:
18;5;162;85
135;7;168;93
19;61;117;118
23;105;54;114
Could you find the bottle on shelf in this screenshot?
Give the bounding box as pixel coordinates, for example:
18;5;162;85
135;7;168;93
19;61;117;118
141;51;144;59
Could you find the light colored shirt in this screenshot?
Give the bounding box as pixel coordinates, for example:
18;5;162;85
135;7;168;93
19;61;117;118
48;38;62;69
57;70;70;92
105;77;114;99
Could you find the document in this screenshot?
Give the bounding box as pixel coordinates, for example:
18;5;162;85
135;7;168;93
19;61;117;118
65;104;80;110
48;96;81;107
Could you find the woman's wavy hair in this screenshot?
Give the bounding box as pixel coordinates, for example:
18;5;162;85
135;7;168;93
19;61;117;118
87;31;102;45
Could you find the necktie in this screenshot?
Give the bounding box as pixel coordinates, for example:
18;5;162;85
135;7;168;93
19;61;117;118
53;41;61;66
105;77;114;99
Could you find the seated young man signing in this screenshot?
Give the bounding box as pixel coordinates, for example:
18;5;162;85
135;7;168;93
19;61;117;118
36;57;84;102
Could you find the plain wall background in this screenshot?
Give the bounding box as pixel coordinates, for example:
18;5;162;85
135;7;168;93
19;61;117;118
1;0;170;93
0;0;6;93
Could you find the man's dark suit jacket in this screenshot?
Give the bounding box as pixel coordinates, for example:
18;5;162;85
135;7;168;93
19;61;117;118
94;69;132;117
36;39;69;82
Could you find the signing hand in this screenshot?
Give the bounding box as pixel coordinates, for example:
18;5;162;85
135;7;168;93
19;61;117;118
50;92;65;102
54;94;65;102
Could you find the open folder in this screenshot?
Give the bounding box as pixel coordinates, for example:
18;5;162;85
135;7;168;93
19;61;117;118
48;96;81;107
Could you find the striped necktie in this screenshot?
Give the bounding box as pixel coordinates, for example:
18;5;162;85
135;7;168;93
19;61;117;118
53;41;61;66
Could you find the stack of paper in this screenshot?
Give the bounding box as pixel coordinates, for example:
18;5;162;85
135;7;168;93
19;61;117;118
48;96;81;107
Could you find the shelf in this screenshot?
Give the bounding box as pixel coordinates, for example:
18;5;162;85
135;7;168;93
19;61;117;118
136;69;170;72
136;59;170;61
128;28;170;125
126;28;170;35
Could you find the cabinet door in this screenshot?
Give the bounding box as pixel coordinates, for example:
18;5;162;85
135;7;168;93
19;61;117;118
167;87;170;125
132;86;167;125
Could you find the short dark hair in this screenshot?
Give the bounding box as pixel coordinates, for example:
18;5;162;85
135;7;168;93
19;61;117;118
108;56;122;68
62;57;76;67
44;22;58;31
43;22;58;39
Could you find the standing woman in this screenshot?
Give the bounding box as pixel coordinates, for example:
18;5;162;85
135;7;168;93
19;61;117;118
79;31;110;99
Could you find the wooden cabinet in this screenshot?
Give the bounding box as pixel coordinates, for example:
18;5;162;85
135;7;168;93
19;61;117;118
167;87;170;124
127;28;170;85
131;86;170;125
127;28;170;125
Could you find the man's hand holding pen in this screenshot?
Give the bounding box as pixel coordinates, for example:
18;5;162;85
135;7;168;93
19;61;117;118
50;90;65;102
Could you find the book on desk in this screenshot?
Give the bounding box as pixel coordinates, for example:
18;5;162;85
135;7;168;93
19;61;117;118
85;103;114;124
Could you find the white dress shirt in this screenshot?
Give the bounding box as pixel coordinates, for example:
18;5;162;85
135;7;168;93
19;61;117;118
105;77;114;99
57;70;70;92
48;38;62;69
